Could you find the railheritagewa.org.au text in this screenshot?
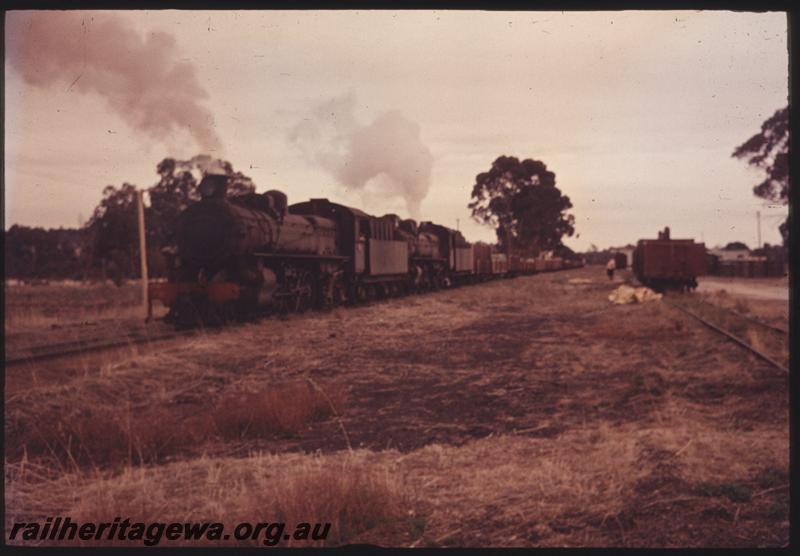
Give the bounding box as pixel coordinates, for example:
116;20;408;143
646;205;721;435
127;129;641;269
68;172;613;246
9;517;331;546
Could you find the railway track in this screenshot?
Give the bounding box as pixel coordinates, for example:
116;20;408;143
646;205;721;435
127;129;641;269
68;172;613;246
691;297;788;335
2;267;594;367
664;296;788;374
5;327;198;366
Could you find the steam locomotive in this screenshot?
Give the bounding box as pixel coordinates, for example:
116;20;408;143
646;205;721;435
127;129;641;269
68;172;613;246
149;174;576;326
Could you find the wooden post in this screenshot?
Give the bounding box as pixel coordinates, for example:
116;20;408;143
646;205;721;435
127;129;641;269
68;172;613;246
137;190;150;320
757;210;762;249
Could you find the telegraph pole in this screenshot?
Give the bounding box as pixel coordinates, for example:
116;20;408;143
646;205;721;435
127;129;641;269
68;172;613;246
756;210;762;249
137;190;150;320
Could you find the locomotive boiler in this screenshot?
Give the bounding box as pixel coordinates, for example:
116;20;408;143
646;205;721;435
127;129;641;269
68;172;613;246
176;179;338;270
152;174;345;324
149;173;580;327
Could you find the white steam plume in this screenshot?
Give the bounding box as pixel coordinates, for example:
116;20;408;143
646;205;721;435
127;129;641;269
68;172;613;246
289;92;433;218
6;11;221;152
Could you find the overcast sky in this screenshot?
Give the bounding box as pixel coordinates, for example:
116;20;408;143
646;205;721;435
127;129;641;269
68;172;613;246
4;10;789;250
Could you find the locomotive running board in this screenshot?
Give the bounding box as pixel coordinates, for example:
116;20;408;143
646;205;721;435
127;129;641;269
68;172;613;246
361;275;410;283
253;252;349;261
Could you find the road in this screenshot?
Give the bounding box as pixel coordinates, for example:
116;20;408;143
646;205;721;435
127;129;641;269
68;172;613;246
697;277;789;301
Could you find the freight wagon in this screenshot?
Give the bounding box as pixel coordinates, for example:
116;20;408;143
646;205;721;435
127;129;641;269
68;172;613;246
490;254;508;276
472;243;493;277
632;227;706;292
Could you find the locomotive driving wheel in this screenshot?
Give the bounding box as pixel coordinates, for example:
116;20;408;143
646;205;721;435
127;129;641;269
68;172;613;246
293;270;315;313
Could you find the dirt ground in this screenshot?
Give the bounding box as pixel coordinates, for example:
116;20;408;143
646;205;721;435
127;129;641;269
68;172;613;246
4;267;789;547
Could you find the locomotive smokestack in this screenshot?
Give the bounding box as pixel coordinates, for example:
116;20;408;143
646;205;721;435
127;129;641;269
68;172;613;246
198;173;229;199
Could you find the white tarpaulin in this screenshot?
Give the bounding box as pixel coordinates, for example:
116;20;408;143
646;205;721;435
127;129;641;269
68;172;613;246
608;284;663;304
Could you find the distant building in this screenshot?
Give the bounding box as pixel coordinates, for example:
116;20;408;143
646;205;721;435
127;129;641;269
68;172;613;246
708;247;750;262
706;242;785;277
609;245;635;267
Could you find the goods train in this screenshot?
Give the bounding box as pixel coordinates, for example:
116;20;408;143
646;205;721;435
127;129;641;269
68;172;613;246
149;174;580;326
632;227;706;292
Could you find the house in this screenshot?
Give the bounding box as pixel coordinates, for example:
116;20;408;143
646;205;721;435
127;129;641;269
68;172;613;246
609;245;635;268
708;247;750;262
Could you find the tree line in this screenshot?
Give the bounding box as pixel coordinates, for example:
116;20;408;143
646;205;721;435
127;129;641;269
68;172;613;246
7;101;784;284
6;153;580;284
5;155;256;284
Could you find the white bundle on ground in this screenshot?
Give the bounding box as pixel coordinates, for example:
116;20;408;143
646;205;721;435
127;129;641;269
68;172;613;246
608;284;663;304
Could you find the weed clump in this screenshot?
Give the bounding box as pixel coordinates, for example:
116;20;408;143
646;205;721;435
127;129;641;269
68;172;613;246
8;380;348;468
213;380;347;439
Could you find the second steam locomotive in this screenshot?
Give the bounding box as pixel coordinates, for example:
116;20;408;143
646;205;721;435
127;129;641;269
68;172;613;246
150;173;575;326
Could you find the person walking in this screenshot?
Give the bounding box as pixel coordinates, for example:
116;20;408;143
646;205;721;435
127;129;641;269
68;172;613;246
606;257;616;280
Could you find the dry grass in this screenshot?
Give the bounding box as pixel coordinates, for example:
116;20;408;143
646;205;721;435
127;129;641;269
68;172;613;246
4;280;167;336
395;416;788;547
4;267;789;547
8;406;204;469
6;329;349;467
4;304;150;333
6;418;787;547
6;451;408;547
689;292;789;368
733;298;751;314
7;376;347;468
703;290;788;330
213;380;348;439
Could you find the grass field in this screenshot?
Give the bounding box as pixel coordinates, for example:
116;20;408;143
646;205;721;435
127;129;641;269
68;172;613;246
4;280;168;344
4;268;789;547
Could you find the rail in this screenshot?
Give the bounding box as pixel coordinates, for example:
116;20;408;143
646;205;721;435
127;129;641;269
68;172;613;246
691;296;788;335
7;264;581;367
663;299;788;374
5;329;198;366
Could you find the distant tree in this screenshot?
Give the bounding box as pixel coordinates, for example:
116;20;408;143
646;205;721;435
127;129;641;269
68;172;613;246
86;183;140;283
469;156;575;256
553;243;578;260
4;225;88;279
724;241;750;251
732;106;789;244
84;155;258;280
148;155;256;247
